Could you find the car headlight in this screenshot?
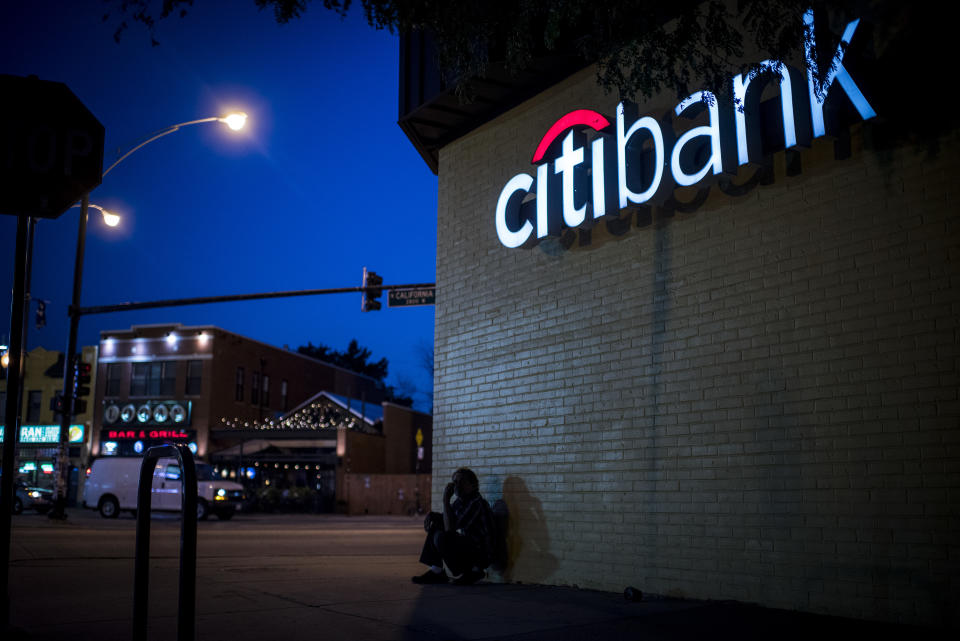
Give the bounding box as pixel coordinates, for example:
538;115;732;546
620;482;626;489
29;491;41;498
215;488;227;500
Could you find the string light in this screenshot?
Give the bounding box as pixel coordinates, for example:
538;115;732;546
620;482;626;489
216;397;381;434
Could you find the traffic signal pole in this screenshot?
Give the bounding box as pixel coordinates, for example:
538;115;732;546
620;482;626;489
41;259;433;521
75;282;435;316
48;196;88;520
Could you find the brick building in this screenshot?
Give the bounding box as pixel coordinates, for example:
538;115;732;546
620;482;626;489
92;323;431;513
93;323;383;459
399;9;958;629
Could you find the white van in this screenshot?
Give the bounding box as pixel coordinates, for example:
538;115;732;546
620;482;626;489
82;457;245;520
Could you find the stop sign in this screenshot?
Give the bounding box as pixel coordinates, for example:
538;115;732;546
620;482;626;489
0;75;105;219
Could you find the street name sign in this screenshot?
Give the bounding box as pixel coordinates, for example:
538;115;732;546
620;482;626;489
0;75;105;218
388;287;436;307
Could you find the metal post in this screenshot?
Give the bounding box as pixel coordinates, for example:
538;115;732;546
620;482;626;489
1;215;31;628
133;443;197;641
50;195;88;520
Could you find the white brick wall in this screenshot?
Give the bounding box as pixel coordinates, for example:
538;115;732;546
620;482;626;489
432;67;960;627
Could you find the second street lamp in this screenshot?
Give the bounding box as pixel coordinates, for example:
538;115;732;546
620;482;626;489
49;113;248;519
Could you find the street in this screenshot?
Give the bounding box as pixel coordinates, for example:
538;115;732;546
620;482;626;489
9;509;428;640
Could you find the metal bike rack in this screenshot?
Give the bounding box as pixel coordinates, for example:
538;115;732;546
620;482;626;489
133;443;198;641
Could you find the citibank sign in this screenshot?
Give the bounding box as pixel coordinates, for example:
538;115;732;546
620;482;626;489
495;10;876;249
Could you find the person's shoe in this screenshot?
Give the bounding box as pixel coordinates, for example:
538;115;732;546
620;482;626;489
452;569;485;585
412;569;449;584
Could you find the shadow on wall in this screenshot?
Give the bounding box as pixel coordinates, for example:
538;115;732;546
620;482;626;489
496;476;558;584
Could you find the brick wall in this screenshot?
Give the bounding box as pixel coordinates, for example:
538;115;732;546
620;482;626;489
432;67;960;627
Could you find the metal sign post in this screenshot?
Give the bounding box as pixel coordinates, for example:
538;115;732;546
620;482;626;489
0;217;31;628
0;75;104;629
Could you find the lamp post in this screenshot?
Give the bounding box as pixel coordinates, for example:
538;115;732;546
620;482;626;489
49;113;247;519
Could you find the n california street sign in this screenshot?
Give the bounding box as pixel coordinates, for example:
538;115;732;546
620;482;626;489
0;75;105;219
388;287;436;307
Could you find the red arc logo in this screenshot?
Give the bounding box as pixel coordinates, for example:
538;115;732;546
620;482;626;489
530;109;611;164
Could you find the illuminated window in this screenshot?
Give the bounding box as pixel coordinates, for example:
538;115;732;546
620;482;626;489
26;390;42;423
105;363;122;396
185;360;202;396
131;362;175;396
235;367;244;401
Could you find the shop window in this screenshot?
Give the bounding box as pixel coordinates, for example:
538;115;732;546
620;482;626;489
251;372;260;405
185;360;202;396
105;363;122;396
130;362;176;397
165;464;181;481
26;390;42;423
262;375;270;408
281;380;288;411
235;367;245;401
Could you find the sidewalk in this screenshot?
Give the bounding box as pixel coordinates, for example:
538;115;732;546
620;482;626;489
5;512;952;640
9;571;949;640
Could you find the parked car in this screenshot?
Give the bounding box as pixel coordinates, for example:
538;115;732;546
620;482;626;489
11;478;54;515
82;457;245;520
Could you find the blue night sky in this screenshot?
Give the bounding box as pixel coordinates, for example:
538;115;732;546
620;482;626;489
1;1;438;410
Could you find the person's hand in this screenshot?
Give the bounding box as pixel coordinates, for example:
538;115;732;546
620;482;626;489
443;482;455;504
424;512;442;532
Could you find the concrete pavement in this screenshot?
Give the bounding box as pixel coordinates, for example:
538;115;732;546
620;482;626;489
5;510;951;640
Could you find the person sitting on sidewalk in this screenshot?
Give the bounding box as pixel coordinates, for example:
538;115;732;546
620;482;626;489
412;467;495;585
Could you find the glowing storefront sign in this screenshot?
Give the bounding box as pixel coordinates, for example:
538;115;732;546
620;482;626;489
104;428;190;440
0;424;84;444
494;9;877;248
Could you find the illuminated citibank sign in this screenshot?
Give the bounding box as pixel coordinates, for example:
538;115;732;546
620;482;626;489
495;9;876;248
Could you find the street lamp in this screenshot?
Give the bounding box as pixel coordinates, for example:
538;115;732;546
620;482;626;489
67;203;121;228
102;112;248;177
49;112;248;519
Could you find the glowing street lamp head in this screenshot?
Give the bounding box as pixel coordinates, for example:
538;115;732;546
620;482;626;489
221;112;248;131
86;203;120;228
100;210;121;227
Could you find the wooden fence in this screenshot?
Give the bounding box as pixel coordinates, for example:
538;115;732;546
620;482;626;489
340;473;431;516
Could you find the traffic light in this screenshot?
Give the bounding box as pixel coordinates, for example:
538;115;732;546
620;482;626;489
362;267;383;312
49;391;64;414
35;299;46;329
72;355;91;414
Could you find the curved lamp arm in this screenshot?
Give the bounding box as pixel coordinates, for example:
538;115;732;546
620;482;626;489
102;113;247;178
67;202;121;227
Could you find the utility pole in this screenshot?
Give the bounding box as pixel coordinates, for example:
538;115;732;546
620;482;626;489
48;196;89;520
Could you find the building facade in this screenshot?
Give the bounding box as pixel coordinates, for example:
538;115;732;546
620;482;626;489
92;323;384;460
0;345;96;495
401;9;959;629
210;392;432;514
92;323;432;514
